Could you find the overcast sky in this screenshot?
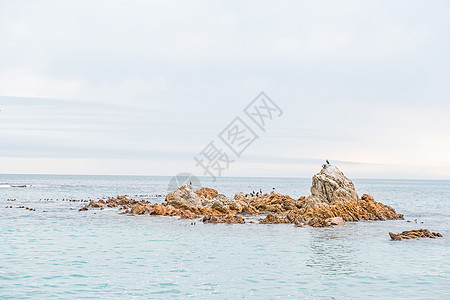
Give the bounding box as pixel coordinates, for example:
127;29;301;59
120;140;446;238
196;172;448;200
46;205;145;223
1;0;450;179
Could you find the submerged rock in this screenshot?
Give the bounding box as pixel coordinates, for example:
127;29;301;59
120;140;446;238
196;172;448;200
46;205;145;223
389;229;443;240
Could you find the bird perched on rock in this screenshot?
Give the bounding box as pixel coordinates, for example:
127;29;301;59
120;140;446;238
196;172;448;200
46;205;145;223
326;159;330;164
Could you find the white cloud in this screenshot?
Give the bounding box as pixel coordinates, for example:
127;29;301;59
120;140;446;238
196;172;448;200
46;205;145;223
0;70;171;109
0;70;82;99
0;0;449;178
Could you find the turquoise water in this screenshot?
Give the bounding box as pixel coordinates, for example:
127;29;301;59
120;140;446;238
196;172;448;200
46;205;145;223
0;175;449;299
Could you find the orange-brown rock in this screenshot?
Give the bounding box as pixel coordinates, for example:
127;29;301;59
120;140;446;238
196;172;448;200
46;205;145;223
202;214;245;224
389;229;443;240
79;195;145;211
194;187;220;199
293;196;403;225
78;196;198;219
260;213;291;224
234;192;306;214
307;217;328;227
128;203;198;219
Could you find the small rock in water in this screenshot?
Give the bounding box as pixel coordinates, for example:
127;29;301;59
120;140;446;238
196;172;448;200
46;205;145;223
389;229;442;240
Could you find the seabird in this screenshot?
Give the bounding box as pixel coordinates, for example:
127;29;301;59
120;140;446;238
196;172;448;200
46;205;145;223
326;159;330;164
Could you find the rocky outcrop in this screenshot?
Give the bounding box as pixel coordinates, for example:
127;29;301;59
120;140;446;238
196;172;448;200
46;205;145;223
389;229;443;240
162;164;404;227
307;165;359;208
79;165;405;228
295;165;403;226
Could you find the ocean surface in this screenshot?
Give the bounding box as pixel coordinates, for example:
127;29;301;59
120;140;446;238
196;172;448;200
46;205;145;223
0;174;449;299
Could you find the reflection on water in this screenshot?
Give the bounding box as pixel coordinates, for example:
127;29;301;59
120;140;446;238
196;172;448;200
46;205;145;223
306;228;361;275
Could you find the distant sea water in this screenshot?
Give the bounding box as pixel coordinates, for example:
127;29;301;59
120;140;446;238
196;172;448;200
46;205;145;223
0;174;449;299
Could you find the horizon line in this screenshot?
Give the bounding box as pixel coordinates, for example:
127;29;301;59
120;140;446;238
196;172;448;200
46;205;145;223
0;172;449;181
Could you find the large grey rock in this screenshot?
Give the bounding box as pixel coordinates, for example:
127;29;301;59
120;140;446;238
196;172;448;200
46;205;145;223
306;165;359;208
165;185;203;208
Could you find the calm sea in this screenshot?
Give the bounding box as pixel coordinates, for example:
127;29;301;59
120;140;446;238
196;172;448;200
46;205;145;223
0;174;449;299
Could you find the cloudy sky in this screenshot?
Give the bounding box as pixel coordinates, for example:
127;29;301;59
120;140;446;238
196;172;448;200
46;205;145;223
1;0;449;179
